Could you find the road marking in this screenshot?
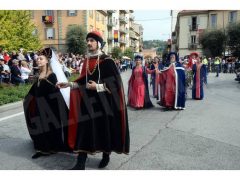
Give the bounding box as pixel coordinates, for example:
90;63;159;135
0;112;24;122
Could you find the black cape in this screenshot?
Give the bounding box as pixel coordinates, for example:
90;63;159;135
23;73;69;152
68;54;130;154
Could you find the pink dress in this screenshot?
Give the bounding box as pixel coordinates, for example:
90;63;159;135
128;66;154;108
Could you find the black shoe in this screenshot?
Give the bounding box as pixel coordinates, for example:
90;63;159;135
69;153;87;170
32;152;50;159
69;163;85;170
98;153;110;169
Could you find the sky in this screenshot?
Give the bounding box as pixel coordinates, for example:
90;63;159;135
133;10;174;41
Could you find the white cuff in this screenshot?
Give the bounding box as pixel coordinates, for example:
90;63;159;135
96;84;106;92
70;82;79;89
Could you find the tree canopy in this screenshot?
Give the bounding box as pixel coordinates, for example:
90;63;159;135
111;46;122;59
227;22;240;58
123;47;134;60
0;10;42;52
66;25;87;55
199;29;226;57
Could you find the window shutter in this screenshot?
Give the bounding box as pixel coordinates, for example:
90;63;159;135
45;28;47;40
67;10;69;16
75;10;78;16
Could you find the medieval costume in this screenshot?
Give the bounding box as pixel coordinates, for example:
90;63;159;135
128;55;154;109
192;61;207;100
60;31;129;170
23;48;70;158
150;58;164;98
157;52;186;110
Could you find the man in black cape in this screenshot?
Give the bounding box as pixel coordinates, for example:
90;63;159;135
57;31;130;170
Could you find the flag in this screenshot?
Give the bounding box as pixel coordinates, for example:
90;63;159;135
114;30;118;42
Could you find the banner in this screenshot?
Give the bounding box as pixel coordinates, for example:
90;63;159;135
114;30;118;42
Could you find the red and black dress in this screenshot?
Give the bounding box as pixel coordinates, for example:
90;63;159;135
23;73;70;153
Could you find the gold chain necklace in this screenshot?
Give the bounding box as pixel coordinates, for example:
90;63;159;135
86;56;99;75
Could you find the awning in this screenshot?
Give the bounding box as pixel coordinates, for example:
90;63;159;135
122;56;131;60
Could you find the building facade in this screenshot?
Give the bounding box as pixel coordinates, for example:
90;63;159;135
173;10;240;58
31;10;143;55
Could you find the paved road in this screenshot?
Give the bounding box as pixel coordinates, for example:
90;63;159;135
0;71;240;170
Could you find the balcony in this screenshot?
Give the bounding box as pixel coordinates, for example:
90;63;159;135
129;15;135;21
189;25;198;31
130;31;137;40
119;27;127;34
120;38;127;44
120;10;128;13
119;16;127;24
107;10;115;14
188;43;198;50
97;10;107;16
108;34;114;41
130;26;134;31
107;20;114;28
42;16;54;24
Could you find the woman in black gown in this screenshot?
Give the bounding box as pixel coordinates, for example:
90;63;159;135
23;48;69;159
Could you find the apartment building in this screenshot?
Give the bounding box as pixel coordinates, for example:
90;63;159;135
173;10;240;57
31;10;143;55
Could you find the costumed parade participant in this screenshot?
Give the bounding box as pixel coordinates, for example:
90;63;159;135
186;52;198;88
128;54;155;109
23;48;70;159
157;52;186;110
57;31;130;170
150;57;164;98
192;55;207;100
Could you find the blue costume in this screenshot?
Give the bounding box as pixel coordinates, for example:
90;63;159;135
192;63;207;100
158;52;186;109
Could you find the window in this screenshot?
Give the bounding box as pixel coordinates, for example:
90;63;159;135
229;11;237;23
191;16;197;30
45;10;54;16
46;28;55;40
211;14;217;28
68;10;77;16
191;35;196;44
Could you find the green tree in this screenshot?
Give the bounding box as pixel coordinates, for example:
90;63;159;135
66;25;87;54
227;22;240;58
123;47;134;59
0;10;42;51
199;29;226;57
111;46;122;59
